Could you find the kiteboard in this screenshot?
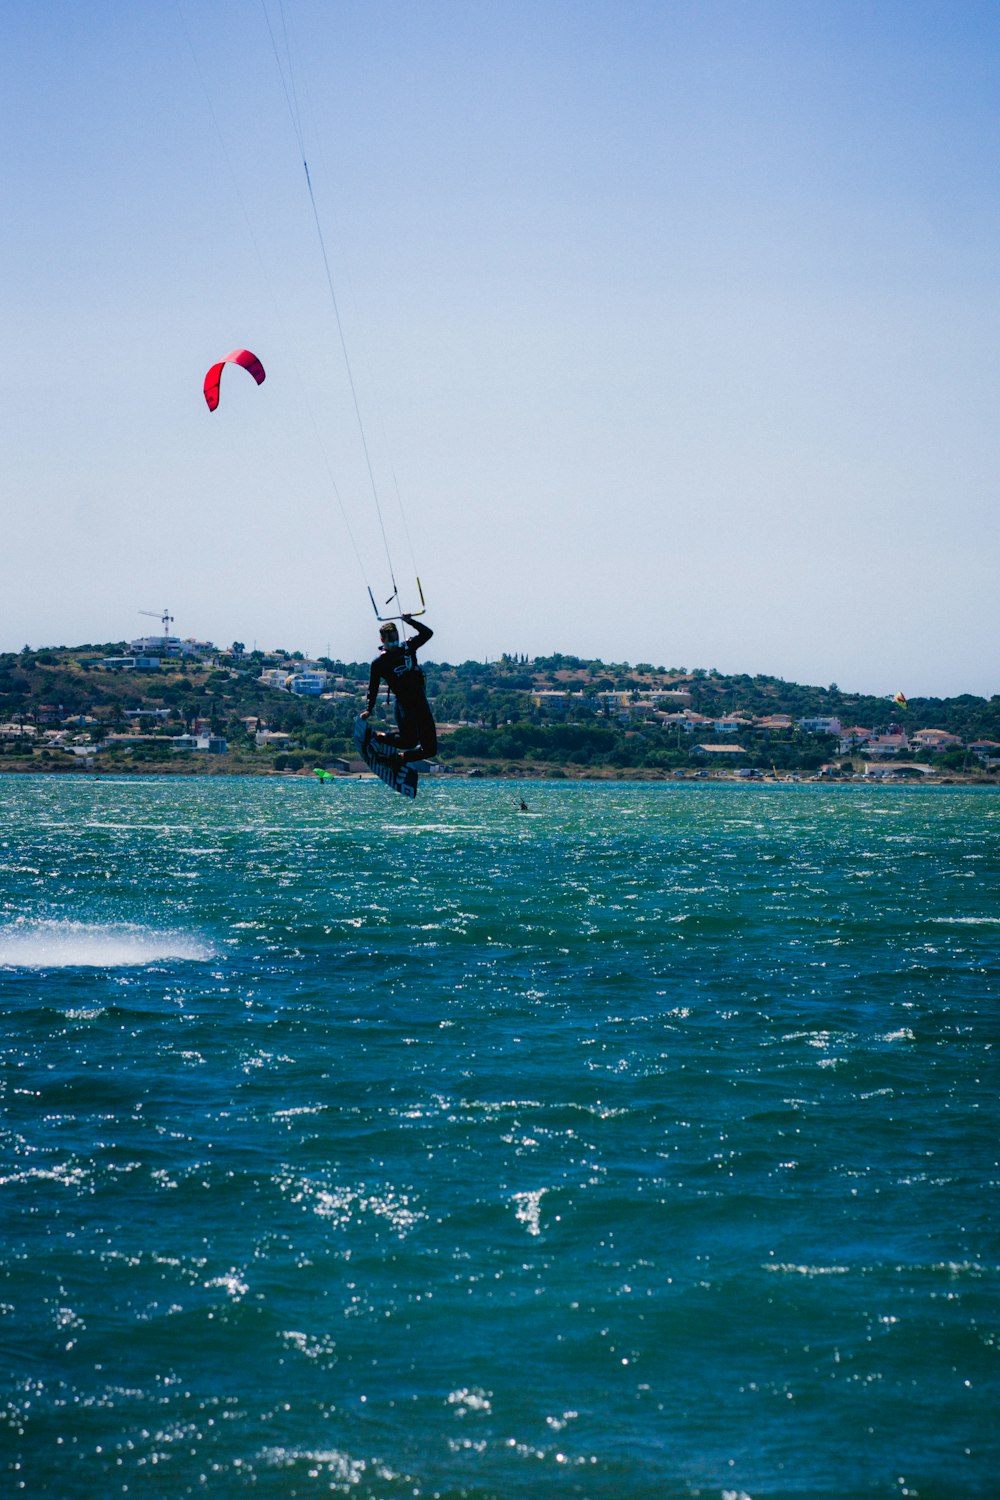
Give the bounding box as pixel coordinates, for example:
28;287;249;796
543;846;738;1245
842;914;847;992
353;718;418;799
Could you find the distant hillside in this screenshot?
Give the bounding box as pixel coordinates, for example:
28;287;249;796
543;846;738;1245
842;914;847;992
1;644;998;777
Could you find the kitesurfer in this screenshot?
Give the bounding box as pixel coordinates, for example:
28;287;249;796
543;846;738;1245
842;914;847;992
361;615;437;766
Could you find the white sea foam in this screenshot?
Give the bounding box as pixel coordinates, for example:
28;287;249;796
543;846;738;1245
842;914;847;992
764;1263;850;1276
277;1173;423;1236
259;1448;401;1485
0;919;214;968
931;916;1000;926
447;1387;492;1415
513;1188;547;1236
281;1329;338;1361
0;1161;91;1191
204;1270;249;1299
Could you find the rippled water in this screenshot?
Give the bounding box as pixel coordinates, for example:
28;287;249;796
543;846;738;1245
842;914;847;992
1;775;998;1498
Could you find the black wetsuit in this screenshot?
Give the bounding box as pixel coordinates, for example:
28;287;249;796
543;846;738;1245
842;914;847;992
366;618;437;765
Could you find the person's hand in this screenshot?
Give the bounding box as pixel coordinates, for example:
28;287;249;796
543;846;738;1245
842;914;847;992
360;710;370;720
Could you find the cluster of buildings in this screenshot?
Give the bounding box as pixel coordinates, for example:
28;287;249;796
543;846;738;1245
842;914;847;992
95;635;366;703
531;688;694;714
675;714;999;771
99;633;219;672
1;708;227;758
97;644;361;700
260;665;331;696
528;695;998;764
257;663;366;699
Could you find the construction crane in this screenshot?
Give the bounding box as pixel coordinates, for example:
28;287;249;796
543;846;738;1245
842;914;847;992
139;608;174;641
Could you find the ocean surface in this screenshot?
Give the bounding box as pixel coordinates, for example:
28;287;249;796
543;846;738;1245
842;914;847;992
1;774;998;1499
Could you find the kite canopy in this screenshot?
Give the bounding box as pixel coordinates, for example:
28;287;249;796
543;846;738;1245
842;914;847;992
203;348;266;411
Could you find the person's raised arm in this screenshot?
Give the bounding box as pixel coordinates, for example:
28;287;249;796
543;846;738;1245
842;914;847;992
402;615;432;650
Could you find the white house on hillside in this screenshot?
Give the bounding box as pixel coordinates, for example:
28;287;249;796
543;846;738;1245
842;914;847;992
798;716;842;735
286;671;329;696
910;729;962;752
862;732;910;757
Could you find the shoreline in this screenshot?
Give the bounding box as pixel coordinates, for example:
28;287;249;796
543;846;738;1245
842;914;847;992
0;761;995;787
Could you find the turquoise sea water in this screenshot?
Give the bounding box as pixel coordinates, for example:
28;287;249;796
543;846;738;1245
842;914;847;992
1;774;998;1499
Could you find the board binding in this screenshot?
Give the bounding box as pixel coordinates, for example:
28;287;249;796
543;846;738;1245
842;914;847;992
353;718;418;799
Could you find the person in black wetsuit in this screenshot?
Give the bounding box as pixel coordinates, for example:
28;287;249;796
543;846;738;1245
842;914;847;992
361;615;437;767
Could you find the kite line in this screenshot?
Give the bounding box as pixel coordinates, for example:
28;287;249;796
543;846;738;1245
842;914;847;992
259;0;424;621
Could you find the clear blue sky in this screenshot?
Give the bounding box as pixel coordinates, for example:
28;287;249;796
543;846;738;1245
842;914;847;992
3;0;998;695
